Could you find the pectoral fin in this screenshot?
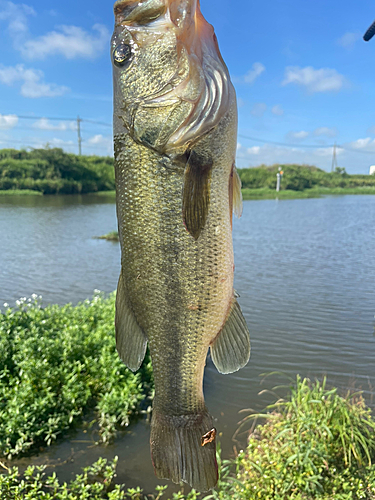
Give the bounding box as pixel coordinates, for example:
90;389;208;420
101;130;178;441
233;166;243;218
210;297;250;374
115;269;147;372
182;150;213;240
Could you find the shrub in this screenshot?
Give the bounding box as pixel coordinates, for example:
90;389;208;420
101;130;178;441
0;148;115;194
237;164;375;192
0;293;153;459
217;376;375;499
0;457;155;500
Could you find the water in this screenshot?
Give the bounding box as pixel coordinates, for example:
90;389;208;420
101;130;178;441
0;194;120;307
1;194;375;492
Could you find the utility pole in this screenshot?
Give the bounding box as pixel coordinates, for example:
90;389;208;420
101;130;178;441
77;116;82;155
331;142;338;172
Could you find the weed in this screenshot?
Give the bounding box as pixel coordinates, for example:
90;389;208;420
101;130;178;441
0;293;153;459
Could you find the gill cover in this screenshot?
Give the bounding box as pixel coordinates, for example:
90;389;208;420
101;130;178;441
112;0;233;153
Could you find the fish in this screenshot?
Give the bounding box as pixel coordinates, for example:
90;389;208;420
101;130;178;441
111;0;250;492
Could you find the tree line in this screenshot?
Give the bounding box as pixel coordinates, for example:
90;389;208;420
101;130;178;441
0;148;374;194
238;163;375;191
0;148;115;194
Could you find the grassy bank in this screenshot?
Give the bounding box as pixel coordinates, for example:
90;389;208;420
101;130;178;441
0;189;43;196
0;293;153;460
1;148;375;197
242;186;375;200
1;371;375;499
227;376;375;499
95;231;120;241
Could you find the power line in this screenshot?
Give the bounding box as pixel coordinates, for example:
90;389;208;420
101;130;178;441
83;119;112;127
238;133;375;155
238;133;335;149
2;114;375;157
17;115;77;122
14;115;112;127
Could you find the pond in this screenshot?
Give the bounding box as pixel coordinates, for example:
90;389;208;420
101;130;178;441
1;193;374;492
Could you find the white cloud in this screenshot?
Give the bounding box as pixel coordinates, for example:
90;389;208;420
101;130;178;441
251;102;267;117
271;105;284;116
235;141;373;174
32;117;76;131
0;113;18;129
336;32;361;49
28;137;76;150
0;64;69;98
315;146;337;157
21;24;110;60
313;127;337;138
288;130;309;140
247;146;260;155
86;134;113;154
348;137;375;151
282;66;346;93
0;3;108;60
236;143;341;170
244;63;265;84
237;142;242;150
0;1;35;39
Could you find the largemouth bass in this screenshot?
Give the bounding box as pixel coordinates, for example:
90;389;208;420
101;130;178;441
111;0;250;491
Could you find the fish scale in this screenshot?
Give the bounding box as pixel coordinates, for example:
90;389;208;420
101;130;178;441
112;0;250;491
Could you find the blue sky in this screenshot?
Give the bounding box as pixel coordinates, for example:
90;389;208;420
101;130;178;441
0;0;375;173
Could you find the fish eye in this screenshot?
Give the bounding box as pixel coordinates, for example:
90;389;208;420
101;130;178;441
113;43;132;67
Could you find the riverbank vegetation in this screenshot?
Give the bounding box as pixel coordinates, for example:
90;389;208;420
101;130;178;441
219;376;375;499
238;164;375;192
95;231;120;241
0;293;153;460
0;148;115;194
1;310;374;500
1;148;375;198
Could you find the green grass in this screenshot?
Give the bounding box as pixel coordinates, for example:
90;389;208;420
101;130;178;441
213;376;375;499
0;189;43;196
95;231;119;241
241;188;322;200
242;186;375;200
1;375;375;499
95;190;116;197
0;457;169;500
0;293;153;459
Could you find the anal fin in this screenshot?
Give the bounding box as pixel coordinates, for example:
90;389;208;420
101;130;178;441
115;269;147;372
210;297;250;374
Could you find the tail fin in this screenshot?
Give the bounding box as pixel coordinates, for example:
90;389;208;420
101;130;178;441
150;410;218;492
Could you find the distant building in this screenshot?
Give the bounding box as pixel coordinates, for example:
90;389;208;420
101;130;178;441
370;165;375;175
